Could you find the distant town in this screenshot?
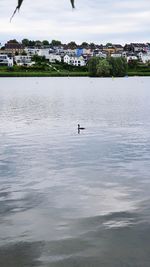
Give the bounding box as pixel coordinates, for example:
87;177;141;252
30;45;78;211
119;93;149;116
0;39;150;77
0;39;150;68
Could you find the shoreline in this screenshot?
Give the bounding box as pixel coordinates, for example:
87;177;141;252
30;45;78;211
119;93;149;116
0;72;150;78
0;72;88;77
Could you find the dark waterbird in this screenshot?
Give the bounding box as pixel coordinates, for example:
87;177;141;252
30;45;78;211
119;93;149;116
78;124;85;134
11;0;75;21
78;124;85;130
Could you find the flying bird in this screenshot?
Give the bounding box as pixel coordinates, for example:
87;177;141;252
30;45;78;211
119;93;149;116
10;0;23;21
70;0;75;8
10;0;75;21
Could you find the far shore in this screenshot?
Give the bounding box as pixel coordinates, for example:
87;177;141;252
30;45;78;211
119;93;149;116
0;71;150;77
0;71;89;77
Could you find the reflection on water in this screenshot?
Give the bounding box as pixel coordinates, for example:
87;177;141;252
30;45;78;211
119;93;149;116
0;77;150;266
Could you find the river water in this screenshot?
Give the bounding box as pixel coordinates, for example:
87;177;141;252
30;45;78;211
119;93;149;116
0;77;150;267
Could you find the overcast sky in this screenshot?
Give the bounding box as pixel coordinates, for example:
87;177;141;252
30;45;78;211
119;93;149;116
0;0;150;45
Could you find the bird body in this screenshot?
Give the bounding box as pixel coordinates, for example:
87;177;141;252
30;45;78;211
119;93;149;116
78;124;85;130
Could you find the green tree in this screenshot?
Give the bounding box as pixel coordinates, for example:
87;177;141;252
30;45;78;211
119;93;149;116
51;40;62;46
28;40;36;47
89;43;96;49
22;39;29;47
81;42;89;48
128;59;138;70
32;55;47;63
96;59;111;77
106;43;113;47
88;57;100;77
108;57;127;77
67;41;77;49
42;40;49;46
120;57;128;75
35;40;42;47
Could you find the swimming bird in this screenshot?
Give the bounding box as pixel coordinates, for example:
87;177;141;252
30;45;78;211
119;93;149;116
78;124;85;130
11;0;75;21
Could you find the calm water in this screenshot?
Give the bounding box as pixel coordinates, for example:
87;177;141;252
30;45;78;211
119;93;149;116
0;77;150;267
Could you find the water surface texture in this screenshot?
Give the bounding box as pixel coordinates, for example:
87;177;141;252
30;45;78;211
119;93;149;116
0;77;150;267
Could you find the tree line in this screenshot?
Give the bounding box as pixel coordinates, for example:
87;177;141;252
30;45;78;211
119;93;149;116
21;39;108;49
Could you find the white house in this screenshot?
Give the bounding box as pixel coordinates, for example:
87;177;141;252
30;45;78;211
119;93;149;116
0;54;13;67
63;55;86;66
138;52;150;64
37;48;50;59
127;55;138;62
96;51;107;58
111;53;122;58
37;49;61;62
14;55;35;66
48;54;61;63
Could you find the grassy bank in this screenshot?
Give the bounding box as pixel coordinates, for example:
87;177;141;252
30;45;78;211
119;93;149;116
128;64;150;76
0;64;88;77
0;71;88;77
1;71;150;77
128;71;150;76
0;65;150;77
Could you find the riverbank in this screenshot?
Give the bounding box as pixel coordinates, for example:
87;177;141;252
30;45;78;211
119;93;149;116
0;67;150;77
128;71;150;76
0;71;89;77
1;71;150;77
